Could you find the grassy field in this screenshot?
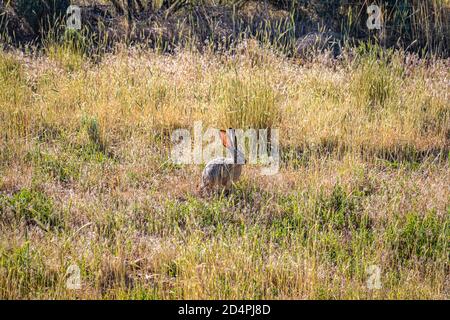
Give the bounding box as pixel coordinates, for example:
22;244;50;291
0;40;449;299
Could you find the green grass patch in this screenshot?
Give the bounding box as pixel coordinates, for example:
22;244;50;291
0;189;62;230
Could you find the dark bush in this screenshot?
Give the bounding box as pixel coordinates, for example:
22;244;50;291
13;0;70;35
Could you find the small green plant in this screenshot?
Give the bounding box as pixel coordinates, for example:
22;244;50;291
1;189;61;229
314;185;371;232
31;150;79;184
386;211;449;265
80;115;107;155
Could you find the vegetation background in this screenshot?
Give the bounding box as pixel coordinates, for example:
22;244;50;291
0;0;449;299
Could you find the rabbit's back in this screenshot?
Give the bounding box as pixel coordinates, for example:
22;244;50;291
201;158;242;189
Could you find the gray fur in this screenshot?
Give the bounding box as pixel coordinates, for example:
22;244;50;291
200;129;244;192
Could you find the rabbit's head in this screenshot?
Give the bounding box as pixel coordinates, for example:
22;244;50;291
220;128;246;164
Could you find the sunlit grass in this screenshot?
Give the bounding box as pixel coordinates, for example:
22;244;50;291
0;41;449;299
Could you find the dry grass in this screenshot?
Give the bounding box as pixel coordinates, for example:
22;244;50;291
0;41;449;299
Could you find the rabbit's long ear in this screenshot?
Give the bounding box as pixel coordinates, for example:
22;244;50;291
220;130;232;148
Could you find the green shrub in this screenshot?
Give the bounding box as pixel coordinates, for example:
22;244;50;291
32;151;80;184
79;115;108;157
386;211;449;265
0;189;61;229
314;185;370;232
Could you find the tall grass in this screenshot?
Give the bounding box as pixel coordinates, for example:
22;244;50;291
0;40;448;299
215;70;280;129
0;1;449;299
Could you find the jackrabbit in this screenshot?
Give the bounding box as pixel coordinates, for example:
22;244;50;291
200;129;245;194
